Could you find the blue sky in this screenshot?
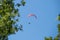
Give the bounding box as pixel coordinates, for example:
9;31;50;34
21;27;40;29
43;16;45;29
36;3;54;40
9;0;60;40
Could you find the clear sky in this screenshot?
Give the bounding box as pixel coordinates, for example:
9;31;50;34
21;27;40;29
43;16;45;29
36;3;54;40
9;0;60;40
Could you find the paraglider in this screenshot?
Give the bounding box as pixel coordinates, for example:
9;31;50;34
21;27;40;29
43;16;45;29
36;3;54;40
27;14;37;19
27;14;37;24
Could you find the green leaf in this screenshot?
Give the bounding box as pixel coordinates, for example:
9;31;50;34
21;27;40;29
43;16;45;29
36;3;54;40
57;14;60;21
16;3;21;7
21;0;26;6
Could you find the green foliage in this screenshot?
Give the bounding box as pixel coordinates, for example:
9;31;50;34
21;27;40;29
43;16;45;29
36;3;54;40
57;14;60;21
15;0;26;7
45;14;60;40
0;0;26;40
21;0;26;6
45;37;52;40
58;24;60;33
54;37;59;40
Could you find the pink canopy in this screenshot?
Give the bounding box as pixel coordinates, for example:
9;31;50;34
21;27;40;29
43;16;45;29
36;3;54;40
28;14;37;19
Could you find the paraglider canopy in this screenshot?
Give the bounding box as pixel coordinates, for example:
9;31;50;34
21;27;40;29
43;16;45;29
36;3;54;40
27;14;37;24
27;14;37;19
